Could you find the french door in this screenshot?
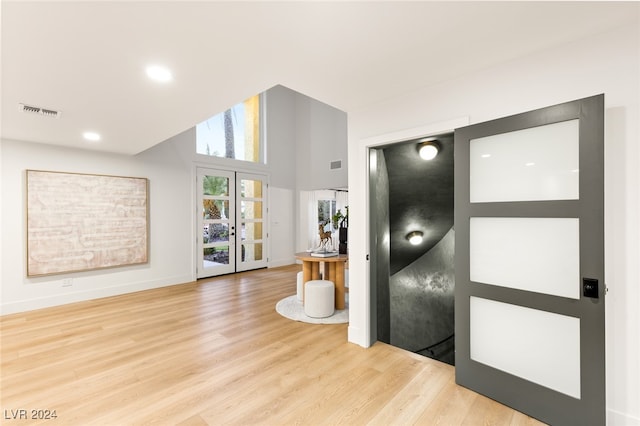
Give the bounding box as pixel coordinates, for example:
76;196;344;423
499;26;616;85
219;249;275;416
235;172;268;273
454;95;605;425
197;168;267;279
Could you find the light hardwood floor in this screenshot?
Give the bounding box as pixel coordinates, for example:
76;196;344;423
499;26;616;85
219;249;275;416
1;265;545;425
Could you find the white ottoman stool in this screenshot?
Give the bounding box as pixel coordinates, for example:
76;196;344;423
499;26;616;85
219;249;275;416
296;271;304;302
304;280;335;318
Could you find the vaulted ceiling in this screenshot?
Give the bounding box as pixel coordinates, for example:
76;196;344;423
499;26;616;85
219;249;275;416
2;2;637;155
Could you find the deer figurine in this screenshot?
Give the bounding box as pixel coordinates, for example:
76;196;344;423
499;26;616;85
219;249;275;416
318;220;333;249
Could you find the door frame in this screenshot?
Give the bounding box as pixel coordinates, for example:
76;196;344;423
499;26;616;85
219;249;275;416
353;116;469;345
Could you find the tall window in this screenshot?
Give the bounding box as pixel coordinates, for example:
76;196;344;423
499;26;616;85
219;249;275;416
196;95;262;163
318;199;337;231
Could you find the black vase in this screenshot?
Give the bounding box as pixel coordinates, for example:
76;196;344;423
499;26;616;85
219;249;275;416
339;227;348;254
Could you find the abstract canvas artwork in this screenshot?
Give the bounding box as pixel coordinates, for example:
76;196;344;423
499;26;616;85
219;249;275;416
26;170;149;276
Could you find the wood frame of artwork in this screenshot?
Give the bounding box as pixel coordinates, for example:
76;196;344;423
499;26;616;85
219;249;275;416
26;170;149;277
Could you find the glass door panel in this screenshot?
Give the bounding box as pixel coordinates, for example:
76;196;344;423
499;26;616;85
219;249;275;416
203;223;229;243
470;297;581;399
241;243;264;262
203;200;229;220
470;119;579;203
240;201;263;219
469;217;580;299
241;222;264;241
203;175;229;196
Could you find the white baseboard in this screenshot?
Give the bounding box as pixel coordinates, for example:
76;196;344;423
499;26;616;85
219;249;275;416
269;257;296;268
608;408;640;426
0;274;193;315
348;324;372;348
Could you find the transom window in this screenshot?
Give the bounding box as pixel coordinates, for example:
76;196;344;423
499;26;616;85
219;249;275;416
196;95;262;163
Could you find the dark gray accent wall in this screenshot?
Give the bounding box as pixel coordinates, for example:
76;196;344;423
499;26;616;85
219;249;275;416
371;150;391;343
372;133;455;363
383;134;454;275
390;227;455;364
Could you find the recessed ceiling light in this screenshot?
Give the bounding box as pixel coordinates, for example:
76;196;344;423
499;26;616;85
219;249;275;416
83;131;101;142
406;231;424;245
418;141;439;161
146;65;173;83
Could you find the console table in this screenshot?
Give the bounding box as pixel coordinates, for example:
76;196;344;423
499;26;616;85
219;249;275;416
294;252;349;310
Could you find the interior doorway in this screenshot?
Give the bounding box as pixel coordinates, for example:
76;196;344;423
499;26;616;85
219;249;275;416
365;95;605;425
369;132;455;365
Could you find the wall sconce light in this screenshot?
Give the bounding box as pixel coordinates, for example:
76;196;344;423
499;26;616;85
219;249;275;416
418;140;439;160
406;230;424;245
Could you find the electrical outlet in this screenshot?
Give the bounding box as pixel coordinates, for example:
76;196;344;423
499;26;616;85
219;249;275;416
62;278;73;287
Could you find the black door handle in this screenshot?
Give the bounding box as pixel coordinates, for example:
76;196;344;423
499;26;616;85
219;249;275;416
583;278;599;298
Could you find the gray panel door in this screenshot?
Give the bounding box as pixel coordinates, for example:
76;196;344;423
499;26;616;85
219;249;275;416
454;95;604;425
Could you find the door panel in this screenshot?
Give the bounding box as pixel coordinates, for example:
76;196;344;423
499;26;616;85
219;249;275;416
236;173;267;272
469;119;579;202
470;217;580;298
198;169;236;278
455;94;604;425
470;296;581;399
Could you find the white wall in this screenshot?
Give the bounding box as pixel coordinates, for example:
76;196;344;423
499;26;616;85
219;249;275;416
347;24;639;425
265;85;297;189
1;139;194;314
295;91;348;191
269;186;295;267
267;84;348;192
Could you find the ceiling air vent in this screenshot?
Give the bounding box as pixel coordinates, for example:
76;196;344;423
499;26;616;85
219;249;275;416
18;103;61;118
330;159;342;170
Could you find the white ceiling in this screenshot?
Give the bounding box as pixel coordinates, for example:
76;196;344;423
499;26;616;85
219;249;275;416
2;1;637;155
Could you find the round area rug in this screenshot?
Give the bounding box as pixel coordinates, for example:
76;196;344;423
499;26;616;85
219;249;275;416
275;295;348;324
